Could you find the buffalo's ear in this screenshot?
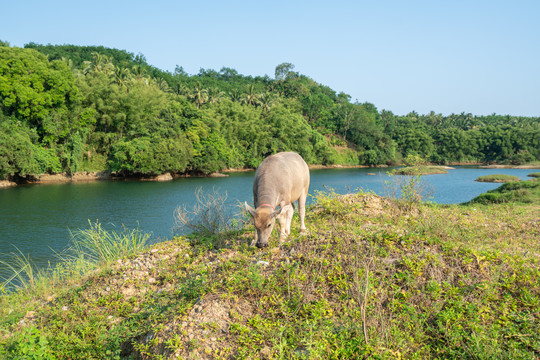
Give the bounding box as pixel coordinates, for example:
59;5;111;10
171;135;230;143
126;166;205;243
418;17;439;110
270;207;284;219
245;202;256;217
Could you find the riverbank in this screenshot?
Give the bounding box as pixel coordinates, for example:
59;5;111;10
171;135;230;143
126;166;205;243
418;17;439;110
0;164;375;187
1;181;539;358
479;164;540;169
2;162;539;188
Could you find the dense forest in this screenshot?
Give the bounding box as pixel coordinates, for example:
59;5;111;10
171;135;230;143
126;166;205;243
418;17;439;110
1;42;539;180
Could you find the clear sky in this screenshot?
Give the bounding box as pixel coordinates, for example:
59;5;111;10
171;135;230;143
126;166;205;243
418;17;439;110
2;0;539;116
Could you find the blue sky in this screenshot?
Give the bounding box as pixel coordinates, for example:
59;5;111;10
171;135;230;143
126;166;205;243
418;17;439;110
2;0;539;116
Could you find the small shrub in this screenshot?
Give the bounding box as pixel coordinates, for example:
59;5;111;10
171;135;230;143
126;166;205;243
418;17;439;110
384;172;433;210
403;153;426;167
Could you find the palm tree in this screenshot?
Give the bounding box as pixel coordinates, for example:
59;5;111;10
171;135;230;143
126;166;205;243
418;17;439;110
242;84;258;106
258;92;276;112
189;82;208;109
83;52;113;75
131;65;147;80
155;78;171;93
229;89;242;102
208;87;225;104
174;83;189;97
112;66;130;90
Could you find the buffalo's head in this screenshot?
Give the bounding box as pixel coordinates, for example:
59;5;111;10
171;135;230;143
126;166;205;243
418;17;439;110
245;202;291;248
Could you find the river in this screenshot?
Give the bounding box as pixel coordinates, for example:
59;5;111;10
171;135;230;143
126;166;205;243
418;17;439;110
0;166;536;275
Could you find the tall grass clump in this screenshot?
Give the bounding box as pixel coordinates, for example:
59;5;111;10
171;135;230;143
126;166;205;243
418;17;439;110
0;249;48;294
174;187;239;248
63;221;151;273
0;221;150;295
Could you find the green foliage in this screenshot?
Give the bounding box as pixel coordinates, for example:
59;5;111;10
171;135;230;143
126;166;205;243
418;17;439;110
4;326;57;359
110;135;192;174
392;165;448;176
0;43;539;180
0;118;58;178
468;178;540;204
0;47;79;129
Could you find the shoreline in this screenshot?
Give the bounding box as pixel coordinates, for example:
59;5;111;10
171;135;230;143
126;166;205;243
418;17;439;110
2;162;539;188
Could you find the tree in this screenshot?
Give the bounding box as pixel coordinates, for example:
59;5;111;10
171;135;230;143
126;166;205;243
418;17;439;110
241;84;258;106
207;87;225;104
0;117;61;178
0;47;80;135
229;89;242;102
275;62;295;81
258;93;276;112
189;82;208;109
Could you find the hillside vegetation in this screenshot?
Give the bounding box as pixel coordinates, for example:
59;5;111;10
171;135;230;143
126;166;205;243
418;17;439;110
1;42;539;181
1;179;539;359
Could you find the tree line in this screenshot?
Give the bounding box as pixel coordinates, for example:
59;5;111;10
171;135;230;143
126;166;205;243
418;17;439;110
0;42;538;180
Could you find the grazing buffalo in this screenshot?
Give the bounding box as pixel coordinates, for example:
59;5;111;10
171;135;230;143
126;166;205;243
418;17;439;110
244;152;310;248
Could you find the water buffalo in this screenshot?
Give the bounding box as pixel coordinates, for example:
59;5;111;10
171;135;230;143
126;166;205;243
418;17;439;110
244;152;310;248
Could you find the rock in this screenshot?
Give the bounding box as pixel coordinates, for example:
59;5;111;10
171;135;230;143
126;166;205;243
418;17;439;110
256;260;270;267
71;171;111;181
0;180;17;188
38;173;71;183
208;172;229;178
155;172;173;181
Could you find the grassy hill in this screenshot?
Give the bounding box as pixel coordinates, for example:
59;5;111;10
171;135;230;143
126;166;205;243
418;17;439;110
1;181;539;359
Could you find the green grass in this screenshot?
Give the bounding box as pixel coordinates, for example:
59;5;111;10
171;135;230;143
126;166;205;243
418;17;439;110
0;221;150;294
468;178;540;204
1;190;539;359
475;174;521;183
528;172;540;178
392;166;448;175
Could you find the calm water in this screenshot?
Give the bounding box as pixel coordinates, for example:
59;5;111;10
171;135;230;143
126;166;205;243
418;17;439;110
0;166;536;273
